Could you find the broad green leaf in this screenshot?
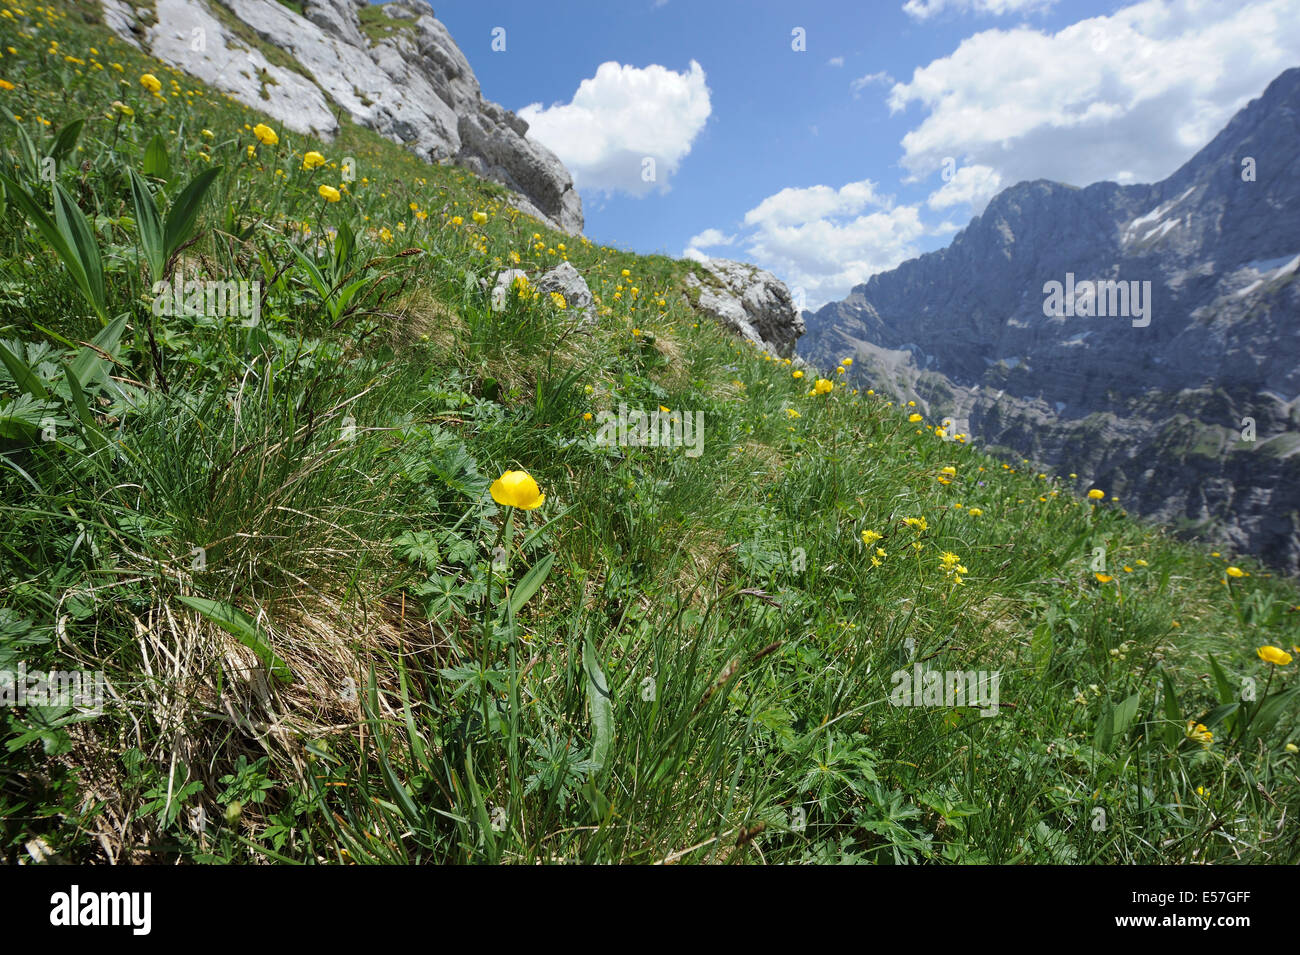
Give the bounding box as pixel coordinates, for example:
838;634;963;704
1245;687;1299;741
52;183;107;323
0;172;88;305
68;313;129;389
162;166;222;263
1159;667;1181;749
128;168;166;280
175;595;293;685
49;118;84;164
5;114;39;178
1112;691;1140;740
0;340;49;399
506;552;554;617
1093;698;1113;754
1207;653;1235;705
583;633;614;772
143;133;170;180
62;362;109;453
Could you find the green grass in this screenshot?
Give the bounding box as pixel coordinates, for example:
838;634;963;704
1;1;1299;865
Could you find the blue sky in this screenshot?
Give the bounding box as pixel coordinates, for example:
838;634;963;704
408;0;1300;308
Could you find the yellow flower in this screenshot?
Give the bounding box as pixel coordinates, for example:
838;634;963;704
318;184;341;202
451;215;463;226
0;79;14;91
908;413;923;423
786;408;800;419
631;328;641;337
1257;646;1292;666
490;470;545;510
901;517;928;531
1094;573;1113;583
1225;566;1246;578
1286;743;1298;754
1087;489;1105;500
550;291;567;309
842;357;853;366
139;73;161;93
582;412;593;421
621;269;630;277
861;530;882;546
835;366;846;374
813;378;833;395
939;466;956;477
252;123;278;146
302;150;326;170
967;508;982;516
472;210;488;225
792;370;804;379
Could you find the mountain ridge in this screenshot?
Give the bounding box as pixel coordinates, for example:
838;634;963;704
800;66;1300;571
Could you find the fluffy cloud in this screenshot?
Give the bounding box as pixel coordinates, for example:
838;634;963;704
926;163;1002;211
889;0;1300;190
828;56;845;67
518;61;711;198
903;0;1056;19
693;180;926;310
687;228;735;248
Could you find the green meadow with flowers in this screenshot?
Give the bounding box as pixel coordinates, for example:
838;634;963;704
1;1;1298;864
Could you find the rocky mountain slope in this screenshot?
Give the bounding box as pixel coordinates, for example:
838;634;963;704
99;0;583;233
800;67;1300;572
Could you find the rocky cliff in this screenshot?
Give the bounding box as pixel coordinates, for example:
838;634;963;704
99;0;583;234
800;67;1300;571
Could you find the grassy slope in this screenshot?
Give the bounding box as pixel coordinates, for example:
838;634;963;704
1;1;1298;864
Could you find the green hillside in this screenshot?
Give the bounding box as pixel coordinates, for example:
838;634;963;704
1;1;1298;864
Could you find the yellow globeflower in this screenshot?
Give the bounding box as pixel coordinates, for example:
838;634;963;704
318;184;341;202
139;73;161;93
252;123;278;146
1257;646;1292;666
1225;566;1247;578
621;269;630;277
1087;489;1105;500
842;357;853;366
939;466;957;476
813;378;833;395
450;215;463;226
967;508;983;516
302;150;326;170
792;370;804;379
490;470;545;510
472;210;488;225
908;413;922;423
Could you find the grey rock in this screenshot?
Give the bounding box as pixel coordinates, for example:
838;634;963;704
534;261;595;326
490;269;530;312
98;0;583;234
686;258;805;358
800;67;1300;572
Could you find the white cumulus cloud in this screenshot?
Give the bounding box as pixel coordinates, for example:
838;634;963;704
722;180;927;310
926;163;1003;211
518;60;712;198
888;0;1300;190
687;228;735;248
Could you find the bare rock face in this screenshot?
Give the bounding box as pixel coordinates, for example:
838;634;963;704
98;0;584;234
534;262;595;326
685;258;806;359
800;68;1300;572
